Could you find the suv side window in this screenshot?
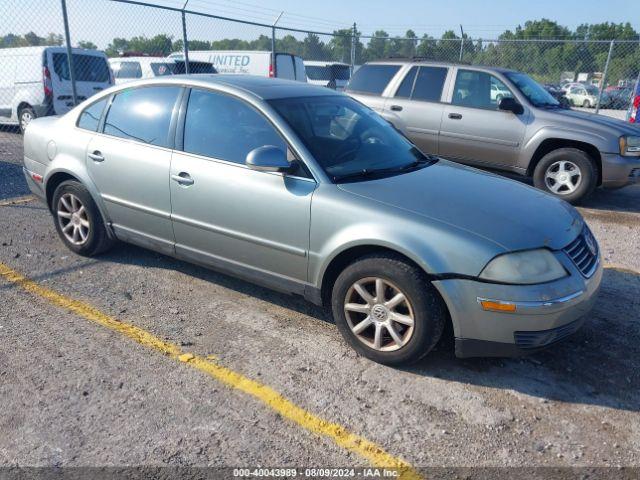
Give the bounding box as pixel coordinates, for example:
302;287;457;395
346;64;401;95
452;69;512;109
183;89;287;165
115;61;142;79
395;67;418;98
103;86;181;148
77;97;108;132
412;66;448;102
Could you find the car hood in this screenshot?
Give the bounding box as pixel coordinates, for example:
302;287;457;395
543;107;640;136
337;160;583;252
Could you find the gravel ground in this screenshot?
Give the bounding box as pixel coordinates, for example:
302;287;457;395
0;129;639;474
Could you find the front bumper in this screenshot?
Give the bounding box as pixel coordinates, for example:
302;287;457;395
433;252;602;358
601;153;640;188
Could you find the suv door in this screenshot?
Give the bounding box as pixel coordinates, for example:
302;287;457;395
85;85;183;254
383;65;450;155
439;68;527;169
170;88;315;287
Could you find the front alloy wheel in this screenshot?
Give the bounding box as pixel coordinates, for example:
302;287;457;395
344;277;415;351
544;160;582;195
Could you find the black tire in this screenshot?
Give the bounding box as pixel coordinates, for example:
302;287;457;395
52;180;114;256
582;99;591;108
331;253;446;366
532;148;597;204
18;105;36;134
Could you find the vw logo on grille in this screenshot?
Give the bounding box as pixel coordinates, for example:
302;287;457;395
584;230;597;256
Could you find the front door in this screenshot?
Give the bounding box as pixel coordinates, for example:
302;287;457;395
439;68;527;169
383;65;449;155
85;85;183;254
170;88;315;288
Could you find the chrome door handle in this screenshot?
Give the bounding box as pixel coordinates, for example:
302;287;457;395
88;151;104;162
390;105;403;111
171;172;194;186
448;113;463;120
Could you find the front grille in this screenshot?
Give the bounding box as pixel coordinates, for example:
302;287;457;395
563;227;599;278
514;318;583;349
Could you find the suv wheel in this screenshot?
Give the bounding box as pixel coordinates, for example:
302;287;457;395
331;253;445;366
18;106;36;134
533;148;597;204
52;180;114;256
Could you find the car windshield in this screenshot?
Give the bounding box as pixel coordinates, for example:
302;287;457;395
585;85;599;95
504;72;559;107
269;95;435;182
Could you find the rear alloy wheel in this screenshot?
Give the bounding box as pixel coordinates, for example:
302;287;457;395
533;148;597;204
52;180;114;256
332;253;445;365
18;106;36;134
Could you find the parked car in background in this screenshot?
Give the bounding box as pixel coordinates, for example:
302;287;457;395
304;61;351;90
0;46;112;133
22;75;603;365
346;60;640;203
565;84;599;108
629;80;640;124
109;56;175;85
490;81;512;104
600;88;632;110
168;51;306;82
109;56;216;84
560;82;583;93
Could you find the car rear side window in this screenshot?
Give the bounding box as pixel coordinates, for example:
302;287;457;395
115;61;142;79
183;89;286;164
395;67;418;98
346;64;400;95
103;86;181;148
77;97;108;132
412;66;448;102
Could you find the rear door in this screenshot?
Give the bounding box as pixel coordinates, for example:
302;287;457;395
49;50;112;113
276;54;295;80
383;65;449;155
0;54;18;120
293;56;307;82
85;85;183;254
439;68;527;168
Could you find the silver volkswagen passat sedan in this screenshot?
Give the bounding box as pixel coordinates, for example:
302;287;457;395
22;75;602;365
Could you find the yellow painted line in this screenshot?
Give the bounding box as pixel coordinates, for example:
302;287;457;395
0;195;35;206
0;261;420;479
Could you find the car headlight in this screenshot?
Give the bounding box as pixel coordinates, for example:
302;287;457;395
479;249;567;285
619;135;640;156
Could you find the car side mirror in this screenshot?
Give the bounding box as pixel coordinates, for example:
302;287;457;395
245;146;291;173
498;97;524;115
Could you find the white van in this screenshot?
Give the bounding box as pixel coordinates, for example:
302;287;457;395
109;56;217;84
168;51;306;82
304;61;351;90
0;46;112;132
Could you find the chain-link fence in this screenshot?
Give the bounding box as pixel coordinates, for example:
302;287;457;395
1;0;639;147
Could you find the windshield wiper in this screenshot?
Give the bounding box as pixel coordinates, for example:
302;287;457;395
332;156;436;183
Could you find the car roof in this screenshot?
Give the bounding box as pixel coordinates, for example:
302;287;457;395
114;74;338;100
109;56;172;63
364;59;517;73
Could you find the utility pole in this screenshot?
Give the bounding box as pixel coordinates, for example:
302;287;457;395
271;11;284;78
181;0;190;74
350;22;357;74
459;24;464;62
595;40;614;114
60;0;78;106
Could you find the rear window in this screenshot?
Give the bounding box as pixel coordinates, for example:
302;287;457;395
346;64;400;95
114;61;142;79
52;53;110;83
150;62;174;76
